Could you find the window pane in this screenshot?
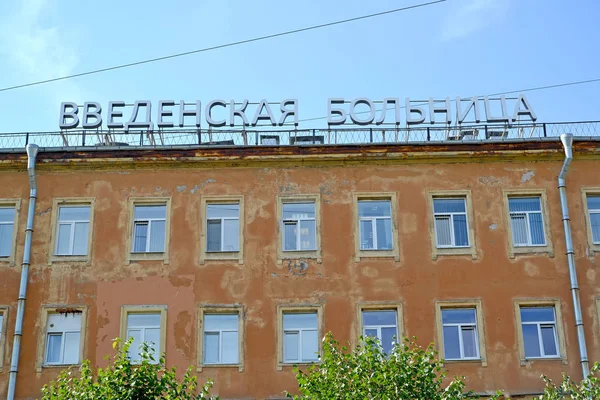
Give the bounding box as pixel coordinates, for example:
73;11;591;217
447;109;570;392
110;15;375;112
509;197;541;212
205;314;238;331
433;198;465;213
461;327;478;358
381;327;397;355
204;332;219;364
359;219;373;250
541;326;558;356
443;326;460;359
222;219;239;251
56;224;72;255
283;203;315;220
206;220;222;252
47;313;82;332
376;218;392;250
63;332;81;364
127;329;143;362
453;214;469;246
133;222;148;252
510;214;528;245
73;222;89;255
442;309;476;324
522;324;541;358
127;313;161;328
207;204;239;219
0;315;3;337
301;330;319;361
284;332;299;362
529;213;546;245
520;307;555;323
283;221;297;251
134;205;166;220
362;310;397;327
46;333;62;363
0;223;12;257
434;216;452;247
588;196;600;210
364;328;378;338
221;331;239;364
358;201;391;217
59;206;90;221
283;313;317;330
145;328;161;360
148;220;166;252
299;220;316;250
591;213;600;243
0;208;15;222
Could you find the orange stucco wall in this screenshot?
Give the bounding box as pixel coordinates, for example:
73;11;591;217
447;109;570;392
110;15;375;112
0;147;599;399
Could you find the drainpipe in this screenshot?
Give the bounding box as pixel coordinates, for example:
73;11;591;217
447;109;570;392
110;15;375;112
558;133;590;380
7;144;39;400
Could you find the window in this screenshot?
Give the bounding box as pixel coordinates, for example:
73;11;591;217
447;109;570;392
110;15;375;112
441;309;480;360
361;310;398;355
44;313;82;365
587;195;600;244
55;205;91;256
282;202;316;251
520;306;559;359
0;207;16;258
358;200;392;250
433;198;469;248
283;312;319;363
203;314;239;365
508;197;546;246
132;205;167;253
206;204;240;252
120;306;167;365
0;306;7;372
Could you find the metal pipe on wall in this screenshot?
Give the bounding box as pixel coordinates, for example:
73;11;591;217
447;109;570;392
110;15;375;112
7;144;39;400
558;133;590;379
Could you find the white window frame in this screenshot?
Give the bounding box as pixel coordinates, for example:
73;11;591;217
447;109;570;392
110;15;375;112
508;196;546;247
132;205;167;253
587;195;600;244
283;312;319;364
55;205;91;256
520;306;559;359
358;199;392;251
0;206;16;257
203;313;239;365
43;313;83;366
441;308;480;361
361;310;398;353
282;201;317;252
206;203;240;253
433;198;469;248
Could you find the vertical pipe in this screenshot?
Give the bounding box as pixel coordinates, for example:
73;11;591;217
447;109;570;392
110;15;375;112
7;144;39;400
558;133;590;380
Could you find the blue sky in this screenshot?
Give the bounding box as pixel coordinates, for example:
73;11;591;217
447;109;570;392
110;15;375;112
0;0;598;132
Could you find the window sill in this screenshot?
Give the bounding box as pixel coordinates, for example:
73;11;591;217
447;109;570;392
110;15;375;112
48;256;91;265
201;251;243;265
277;361;320;371
432;247;477;260
278;250;321;264
0;257;15;267
509;246;554;259
442;358;487;367
520;356;566;366
127;252;169;264
355;250;399;262
197;363;243;372
37;363;81;372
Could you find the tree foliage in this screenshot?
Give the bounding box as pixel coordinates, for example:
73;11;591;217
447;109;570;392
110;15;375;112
537;362;600;399
41;338;218;400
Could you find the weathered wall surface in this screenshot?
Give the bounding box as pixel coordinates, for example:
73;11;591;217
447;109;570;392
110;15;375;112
0;144;599;399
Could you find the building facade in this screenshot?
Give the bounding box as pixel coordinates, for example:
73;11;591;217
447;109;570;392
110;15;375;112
0;123;599;399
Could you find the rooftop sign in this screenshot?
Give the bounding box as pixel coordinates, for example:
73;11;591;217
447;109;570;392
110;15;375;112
59;95;536;131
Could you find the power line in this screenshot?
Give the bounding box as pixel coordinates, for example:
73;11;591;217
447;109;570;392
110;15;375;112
0;0;446;94
297;78;600;123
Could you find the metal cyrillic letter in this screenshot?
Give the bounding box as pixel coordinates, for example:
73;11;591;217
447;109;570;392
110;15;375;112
375;98;400;125
107;101;125;129
405;98;426;125
349;98;375;125
82;102;102;129
512;94;537;122
251;99;276;126
327;98;346;125
205;100;227;127
484;95;509;123
429;97;451;124
456;96;480;124
59;102;79;129
178;100;201;128
157;100;175;128
230;100;249;127
125;101;154;132
279;99;298;126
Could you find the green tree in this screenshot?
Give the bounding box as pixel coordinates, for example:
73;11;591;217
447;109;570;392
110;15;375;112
536;362;600;399
41;338;218;400
286;333;501;400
